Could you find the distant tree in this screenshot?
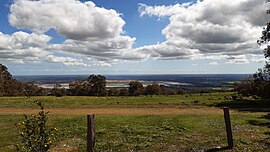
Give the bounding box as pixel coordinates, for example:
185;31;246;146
145;83;161;95
234;79;257;96
162;88;177;95
23;82;44;97
119;88;129;96
0;64;24;96
128;81;144;96
69;80;84;96
86;75;107;96
176;88;185;94
107;88;120;96
49;84;66;97
69;75;107;96
0;64;12;80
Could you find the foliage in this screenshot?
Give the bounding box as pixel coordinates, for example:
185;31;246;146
15;101;57;152
128;81;144;96
119;88;129;96
86;75;107;96
107;88;120;96
236;16;270;99
0;64;43;97
49;84;65;97
234;78;257;97
23;83;45;97
69;75;107;96
0;64;23;96
144;83;161;95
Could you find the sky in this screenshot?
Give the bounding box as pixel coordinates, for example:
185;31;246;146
0;0;269;75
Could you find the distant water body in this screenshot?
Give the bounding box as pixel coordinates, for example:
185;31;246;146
14;74;251;88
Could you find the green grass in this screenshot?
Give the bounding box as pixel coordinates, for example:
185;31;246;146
0;92;233;109
0;114;269;152
0;92;269;151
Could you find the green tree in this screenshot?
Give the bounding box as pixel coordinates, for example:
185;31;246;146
49;84;66;97
0;64;24;96
236;8;270;99
23;83;44;97
145;83;161;95
119;88;129;96
128;81;144;96
69;75;107;96
86;75;107;96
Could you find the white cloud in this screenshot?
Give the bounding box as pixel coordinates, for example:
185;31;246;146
137;40;202;60
225;55;250;64
9;0;125;40
138;3;192;17
138;0;268;62
2;0;268;68
250;54;266;63
209;62;218;65
5;0;147;66
46;55;88;66
0;31;51;63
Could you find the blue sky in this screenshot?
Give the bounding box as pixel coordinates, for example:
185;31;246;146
0;0;267;75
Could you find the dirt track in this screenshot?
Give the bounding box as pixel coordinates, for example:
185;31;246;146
0;107;230;115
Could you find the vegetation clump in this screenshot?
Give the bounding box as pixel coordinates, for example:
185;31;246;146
235;22;270;99
69;74;107;96
0;64;44;96
15;101;57;152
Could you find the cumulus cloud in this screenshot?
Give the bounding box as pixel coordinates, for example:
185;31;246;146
137;39;202;60
225;55;250;64
0;31;51;63
2;0;268;68
250;54;266;63
50;35;148;64
203;54;255;64
138;0;268;63
138;2;192;17
5;0;147;66
209;62;218;65
9;0;125;40
46;55;88;66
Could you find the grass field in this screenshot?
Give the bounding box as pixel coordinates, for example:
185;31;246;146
0;92;231;109
0;92;269;152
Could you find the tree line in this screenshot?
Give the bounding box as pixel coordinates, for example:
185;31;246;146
0;64;193;97
44;76;187;97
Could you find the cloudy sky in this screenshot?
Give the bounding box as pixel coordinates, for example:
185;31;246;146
0;0;269;75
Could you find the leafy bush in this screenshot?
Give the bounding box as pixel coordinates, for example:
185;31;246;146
128;81;144;96
15;101;57;152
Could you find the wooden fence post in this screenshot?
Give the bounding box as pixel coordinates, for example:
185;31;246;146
87;114;95;152
223;107;233;149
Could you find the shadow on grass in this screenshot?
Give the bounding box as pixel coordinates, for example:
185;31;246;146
248;114;270;136
214;99;270;112
213;98;270;136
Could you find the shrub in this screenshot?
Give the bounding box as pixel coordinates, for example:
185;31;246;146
15;101;57;152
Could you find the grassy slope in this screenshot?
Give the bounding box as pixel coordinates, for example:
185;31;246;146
0;92;269;152
0;92;232;109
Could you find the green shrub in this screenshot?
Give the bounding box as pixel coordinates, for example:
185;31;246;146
15;101;57;152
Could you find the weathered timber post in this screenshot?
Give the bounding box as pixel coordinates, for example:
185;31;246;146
223;107;233;149
87;114;95;152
